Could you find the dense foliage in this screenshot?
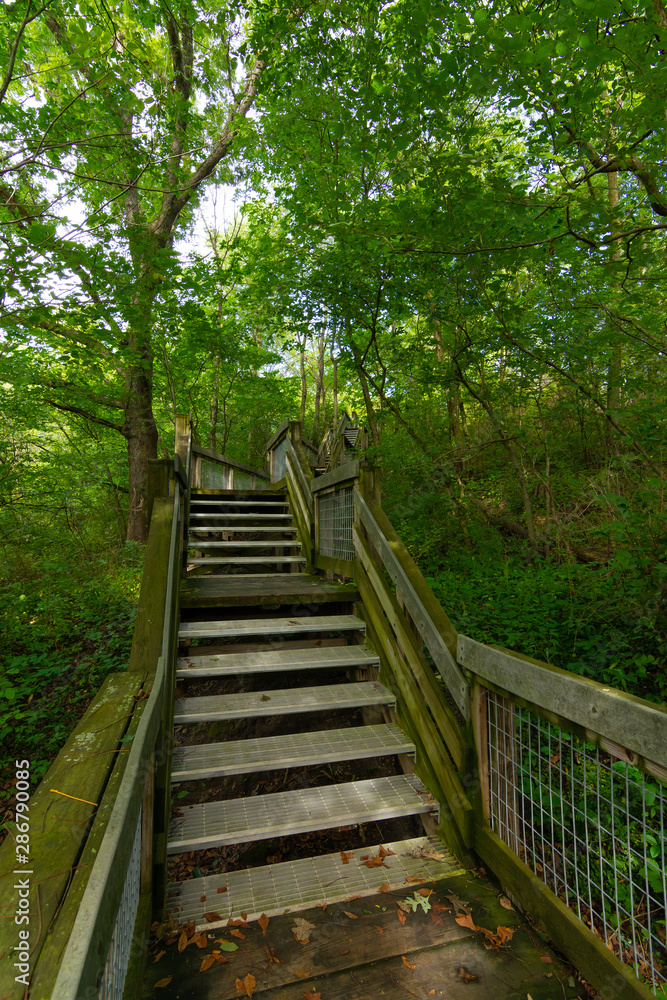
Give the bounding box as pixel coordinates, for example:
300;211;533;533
2;0;667;790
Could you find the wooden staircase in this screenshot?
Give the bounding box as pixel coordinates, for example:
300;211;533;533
165;488;462;933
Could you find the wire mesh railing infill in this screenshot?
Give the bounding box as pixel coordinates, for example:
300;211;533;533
486;690;667;995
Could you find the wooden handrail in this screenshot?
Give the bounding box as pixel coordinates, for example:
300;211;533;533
49;486;182;999
354;490;469;721
459;635;667;769
191;443;269;480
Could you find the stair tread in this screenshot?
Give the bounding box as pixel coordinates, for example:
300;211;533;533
179;615;364;640
176;644;378;678
187;556;306;565
173;680;394;723
190;501;289;508
188;540;301;548
167;835;462;927
171;724;414;781
190;524;296;535
190;513;294;520
167;774;437;854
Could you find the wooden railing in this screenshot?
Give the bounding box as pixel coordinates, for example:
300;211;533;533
191;443;269;492
0;418;191;1000
273;416;666;1000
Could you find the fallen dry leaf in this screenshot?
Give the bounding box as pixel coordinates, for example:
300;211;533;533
396;908;407;926
446;892;472;914
229;928;246;939
294;969;309;978
292;917;315;943
402;955;416;970
177;929;188;952
236;973;256;998
204;912;222;922
228;917;250;928
340;851;354;864
408;845;445;861
397;899;414;913
499;895;514;911
155;978;173;989
340;949;350;956
217;886;228;893
455;913;477;932
200;954;216;972
153;950;165;964
457;966;479;983
495;926;516;945
195;931;208;949
212;951;228;964
344;895;361;902
258;913;269;936
200;895;207;903
302;992;321;1000
373;925;384;934
264;945;280;964
342;910;358;919
378;883;391;893
540;955;554;964
405;875;421;883
417;887;433;897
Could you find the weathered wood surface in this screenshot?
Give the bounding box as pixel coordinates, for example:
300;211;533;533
128;498;174;678
141;874;584;1000
192;444;270;481
353;557;473;861
285;440;314;518
0;672;140;1000
264;418;289;454
475;827;655;1000
180;573;358;609
353;526;466;771
28;692;151;1000
310;459;360;493
354;491;469;720
458;635;667;765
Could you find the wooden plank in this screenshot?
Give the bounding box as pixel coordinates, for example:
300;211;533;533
52;656;169;1000
180;573;358;609
191;444;269;480
28;693;151;999
0;672;140;1000
354;558;474;857
285;445;314;518
141;884;472;999
264;418;289;453
315;553;354;578
128;497;174;678
355;491;469;720
458;636;667;765
310;459;360;493
174;413;191;469
354;526;466;771
475;826;655;1000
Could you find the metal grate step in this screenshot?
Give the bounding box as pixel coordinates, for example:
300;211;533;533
187;540;301;549
171;724;415;782
177;644;378;678
178;615;364;641
167;774;437;854
186;556;306;566
167;835;462;928
190;513;294;520
190;501;289;508
188;525;298;534
174;680;394;724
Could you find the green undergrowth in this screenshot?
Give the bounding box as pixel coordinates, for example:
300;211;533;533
382;463;667;704
0;542;143;800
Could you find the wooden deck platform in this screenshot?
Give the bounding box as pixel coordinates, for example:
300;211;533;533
141;871;585;1000
180;573;359;609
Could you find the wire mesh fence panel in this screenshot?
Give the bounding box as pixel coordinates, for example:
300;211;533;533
486;690;667;995
200;459;230;490
98;808;142;1000
232;470;253;490
318;487;354;561
272;436;287;482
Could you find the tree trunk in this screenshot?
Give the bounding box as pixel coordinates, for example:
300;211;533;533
606;169;622;456
209;355;220;451
124;351;159;542
299;342;307;427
